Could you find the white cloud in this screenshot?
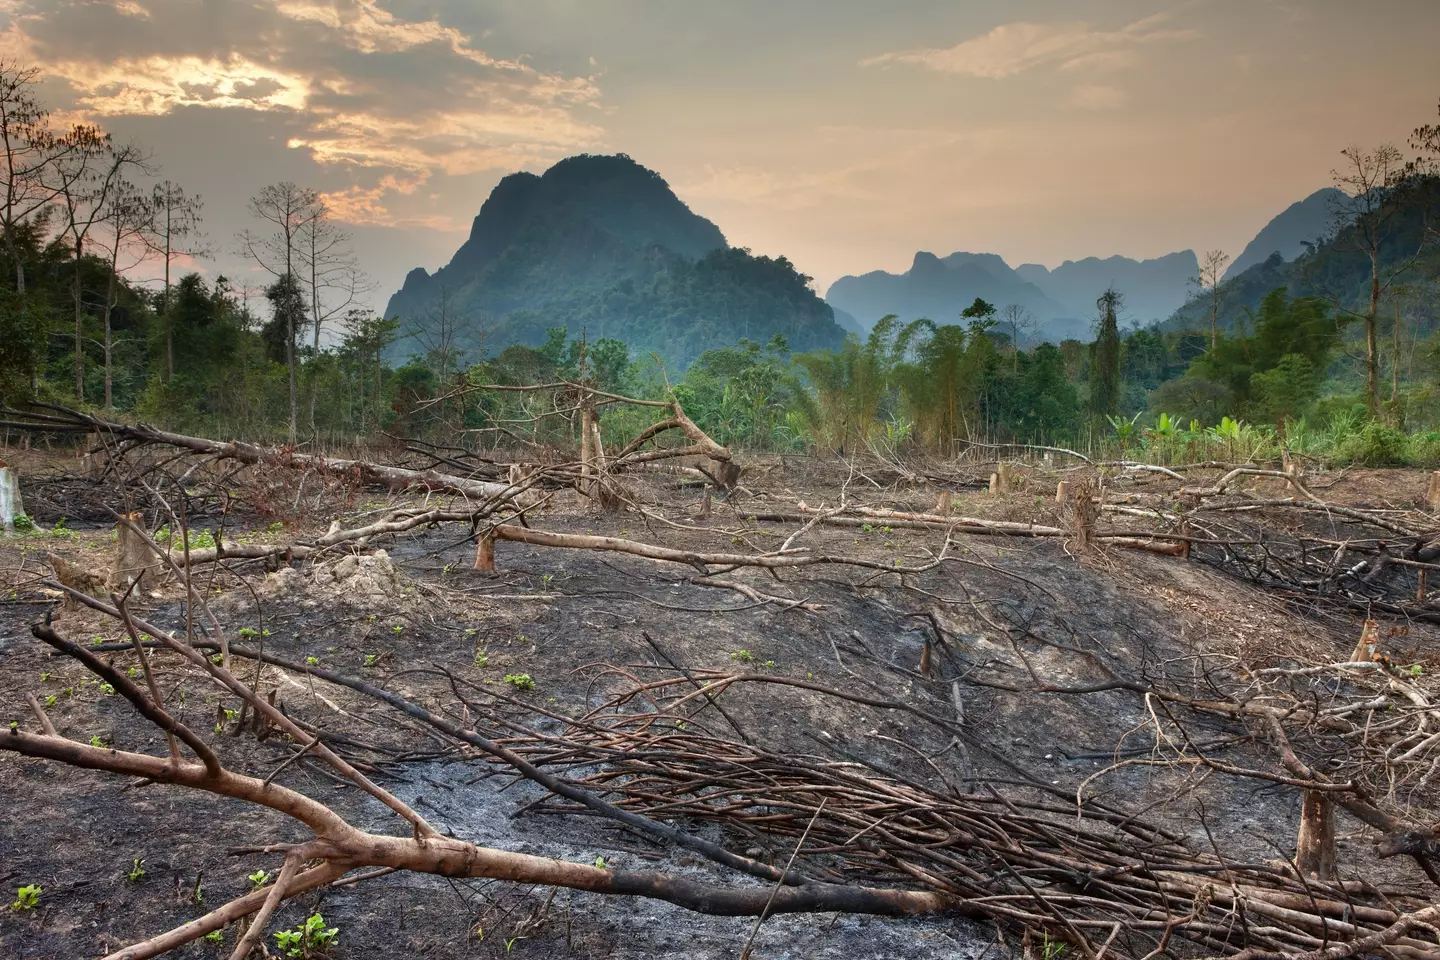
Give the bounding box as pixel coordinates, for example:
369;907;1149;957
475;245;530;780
863;13;1199;79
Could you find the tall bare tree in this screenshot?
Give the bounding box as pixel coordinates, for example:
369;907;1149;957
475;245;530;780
998;303;1036;372
1324;144;1427;414
97;180;153;409
1190;249;1230;351
147;180;205;380
298;200;372;429
240;182;321;442
57;140;147;401
0;60;108;295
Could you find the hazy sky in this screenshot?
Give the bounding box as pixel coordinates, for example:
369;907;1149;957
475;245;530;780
6;0;1439;307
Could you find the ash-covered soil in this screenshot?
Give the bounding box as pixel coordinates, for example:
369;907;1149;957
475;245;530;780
1;459;1437;959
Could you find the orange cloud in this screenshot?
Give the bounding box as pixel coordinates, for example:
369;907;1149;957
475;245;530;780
863;13;1199;79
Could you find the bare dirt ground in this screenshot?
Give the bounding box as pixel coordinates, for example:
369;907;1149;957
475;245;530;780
1;449;1438;960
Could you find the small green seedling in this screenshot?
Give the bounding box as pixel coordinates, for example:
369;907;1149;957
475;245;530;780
503;673;535;691
43;694;57;708
363;653;380;667
274;912;339;958
594;855;607;868
305;656;319;666
473;649;489;668
99;682;115;695
247;870;272;890
89;735;105;748
127;858;146;882
11;884;41;910
203;930;224;943
730;649;756;664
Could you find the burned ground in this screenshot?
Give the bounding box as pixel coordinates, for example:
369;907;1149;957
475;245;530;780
1;447;1438;960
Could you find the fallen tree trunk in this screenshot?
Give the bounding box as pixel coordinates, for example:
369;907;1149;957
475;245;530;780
8;404;529;505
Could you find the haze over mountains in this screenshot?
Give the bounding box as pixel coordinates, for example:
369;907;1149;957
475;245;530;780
823;249;1199;342
386;152;1354;364
823;185;1351;343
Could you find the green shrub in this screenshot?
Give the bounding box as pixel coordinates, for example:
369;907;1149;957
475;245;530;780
1337;420;1408;466
1407;432;1440;468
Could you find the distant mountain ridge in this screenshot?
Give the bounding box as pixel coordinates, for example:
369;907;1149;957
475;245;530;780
1162;180;1439;334
1224;188;1344;280
1016;251;1198;325
826;248;1198;341
385;154;844;366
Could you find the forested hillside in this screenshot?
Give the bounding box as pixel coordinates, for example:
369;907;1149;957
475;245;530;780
384;154;846;366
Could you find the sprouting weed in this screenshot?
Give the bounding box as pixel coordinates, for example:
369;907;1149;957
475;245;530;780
503;673;536;691
247;870;272;890
11;884;41;910
730;649;756;664
473;649;489;668
305;656;319;666
88;735;105;748
203;930;224;943
273;913;338;958
127;858;146;882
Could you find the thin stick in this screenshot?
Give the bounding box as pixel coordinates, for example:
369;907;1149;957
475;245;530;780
227;853;301;960
739;797;828;960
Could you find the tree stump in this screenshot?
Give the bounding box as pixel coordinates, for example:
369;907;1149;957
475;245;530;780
113;513;162;587
1295;790;1336;881
0;458;22;533
932;490;953;516
1055;481;1070;505
1427;472;1440;511
474;532;496;573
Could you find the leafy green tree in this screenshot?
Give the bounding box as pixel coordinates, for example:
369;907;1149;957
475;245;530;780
1089;288;1123;422
0;286;46;402
262;274;307;367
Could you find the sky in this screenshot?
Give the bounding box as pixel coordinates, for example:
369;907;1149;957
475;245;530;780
4;0;1439;309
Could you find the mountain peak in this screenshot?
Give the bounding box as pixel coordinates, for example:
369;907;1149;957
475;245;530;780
1225;187;1344;280
383;153;840;365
